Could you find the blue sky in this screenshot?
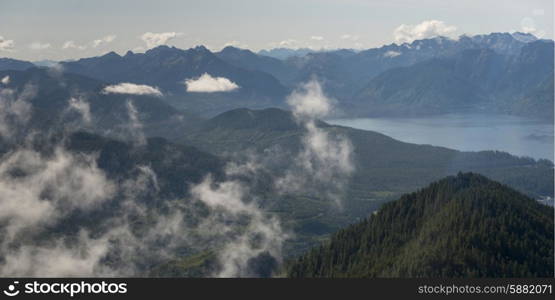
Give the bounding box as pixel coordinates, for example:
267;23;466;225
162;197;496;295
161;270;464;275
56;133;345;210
0;0;553;60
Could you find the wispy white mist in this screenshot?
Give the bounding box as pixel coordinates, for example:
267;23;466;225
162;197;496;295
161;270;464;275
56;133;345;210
191;172;287;277
0;77;352;278
0;84;35;140
67;97;92;125
0;91;192;277
125;100;147;146
278;79;354;206
1;76;9;85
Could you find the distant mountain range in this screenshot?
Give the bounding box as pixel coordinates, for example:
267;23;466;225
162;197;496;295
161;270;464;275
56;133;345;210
1;32;551;120
288;172;554;277
221;33;553;120
352;40;554;119
32;60;59;67
60;45;288;116
1;44;554;276
216;46;298;86
257;48;317;60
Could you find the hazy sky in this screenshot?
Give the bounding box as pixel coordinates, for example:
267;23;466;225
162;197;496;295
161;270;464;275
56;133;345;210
0;0;553;61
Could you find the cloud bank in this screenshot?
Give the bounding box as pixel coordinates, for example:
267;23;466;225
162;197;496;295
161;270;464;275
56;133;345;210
0;75;353;277
340;34;360;41
0;100;190;276
185;73;239;93
223;40;249;49
92;35;116;48
394;20;457;43
62;41;87;51
102;83;162;96
140;32;181;49
0;148;116;239
0;36;15;52
29;42;51;50
0;82;198;277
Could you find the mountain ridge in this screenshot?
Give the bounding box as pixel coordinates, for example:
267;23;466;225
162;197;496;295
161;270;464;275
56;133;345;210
61;45;289;115
351;40;554;119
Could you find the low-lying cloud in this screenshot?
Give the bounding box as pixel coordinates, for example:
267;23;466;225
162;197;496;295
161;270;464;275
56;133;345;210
384;50;401;58
67;97;92;125
125;100;147;146
0;147;115;236
191;173;287;277
0;84;35;140
394;20;457;44
287;80;333;119
279;80;354;206
185;73;239;93
0;82;201;277
102;83;163;96
0;77;353;277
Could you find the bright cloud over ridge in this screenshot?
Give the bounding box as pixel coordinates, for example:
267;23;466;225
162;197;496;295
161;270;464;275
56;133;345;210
185;73;239;93
140;32;181;49
394;20;457;44
102;83;163;96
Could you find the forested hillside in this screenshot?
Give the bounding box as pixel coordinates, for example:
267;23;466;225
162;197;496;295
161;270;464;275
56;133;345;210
288;173;554;277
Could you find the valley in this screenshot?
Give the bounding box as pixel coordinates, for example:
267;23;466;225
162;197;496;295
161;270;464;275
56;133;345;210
0;28;553;278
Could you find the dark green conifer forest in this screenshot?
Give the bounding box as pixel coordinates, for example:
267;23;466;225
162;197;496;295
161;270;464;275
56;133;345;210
288;173;554;278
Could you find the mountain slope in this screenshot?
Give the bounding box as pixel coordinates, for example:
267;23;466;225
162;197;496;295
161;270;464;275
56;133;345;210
0;67;204;140
286;32;538;100
216;46;297;85
351;49;499;116
0;57;35;71
63;131;225;194
288;172;554;277
352;40;554;119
